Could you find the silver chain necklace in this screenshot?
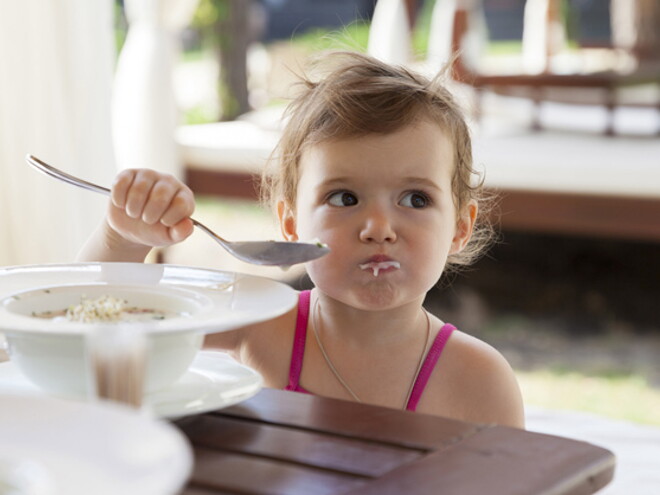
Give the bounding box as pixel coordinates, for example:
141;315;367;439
311;296;432;408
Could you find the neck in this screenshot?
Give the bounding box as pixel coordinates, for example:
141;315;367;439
312;290;427;347
310;289;434;408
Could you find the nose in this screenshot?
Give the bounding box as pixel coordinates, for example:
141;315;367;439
358;206;397;244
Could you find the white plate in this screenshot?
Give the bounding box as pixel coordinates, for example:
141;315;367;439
0;393;192;495
149;351;262;418
0;262;297;335
0;351;262;419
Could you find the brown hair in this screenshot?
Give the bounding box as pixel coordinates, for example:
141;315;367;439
261;51;493;270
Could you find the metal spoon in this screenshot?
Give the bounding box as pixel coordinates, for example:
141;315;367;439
26;155;329;266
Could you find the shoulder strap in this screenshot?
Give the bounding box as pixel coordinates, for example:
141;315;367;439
405;323;456;412
285;290;311;391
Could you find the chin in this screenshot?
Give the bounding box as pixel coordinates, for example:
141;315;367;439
352;282;404;309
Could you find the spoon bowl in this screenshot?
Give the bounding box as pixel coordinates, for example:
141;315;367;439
26;155;329;266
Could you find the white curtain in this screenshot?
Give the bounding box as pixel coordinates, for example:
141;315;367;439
0;0;116;267
113;0;199;177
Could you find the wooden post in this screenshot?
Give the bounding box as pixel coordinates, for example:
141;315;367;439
216;0;251;121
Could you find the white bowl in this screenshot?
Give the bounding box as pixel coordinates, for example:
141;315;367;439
0;262;297;400
0;393;193;495
1;283;210;397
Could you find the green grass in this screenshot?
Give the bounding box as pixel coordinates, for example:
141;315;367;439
518;369;660;426
410;0;438;58
485;40;524;56
181;49;209;63
183;105;220;125
285;3;439;61
288;22;371;54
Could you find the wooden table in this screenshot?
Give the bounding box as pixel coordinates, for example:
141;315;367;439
174;388;615;495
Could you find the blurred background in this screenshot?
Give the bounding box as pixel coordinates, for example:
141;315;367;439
141;0;660;428
1;2;659;490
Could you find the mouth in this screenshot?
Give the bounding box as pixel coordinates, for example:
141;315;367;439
359;258;400;277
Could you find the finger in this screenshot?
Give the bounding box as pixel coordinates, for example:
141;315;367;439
168;218;195;243
124;169;159;219
108;203;175;247
141;179;180;225
111;169;138;208
160;187;195;227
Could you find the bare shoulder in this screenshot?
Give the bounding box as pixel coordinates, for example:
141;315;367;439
418;329;525;429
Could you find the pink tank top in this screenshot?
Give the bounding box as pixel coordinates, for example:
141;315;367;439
285;290;456;411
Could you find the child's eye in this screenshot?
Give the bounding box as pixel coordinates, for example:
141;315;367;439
327;191;358;207
400;191;431;209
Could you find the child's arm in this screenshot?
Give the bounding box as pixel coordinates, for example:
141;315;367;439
77;169;195;262
463;342;525;429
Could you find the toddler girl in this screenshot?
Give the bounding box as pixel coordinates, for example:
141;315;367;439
79;52;524;428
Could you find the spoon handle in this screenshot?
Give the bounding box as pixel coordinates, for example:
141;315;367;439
25;154;330;266
27;155;111;196
27;154;227;244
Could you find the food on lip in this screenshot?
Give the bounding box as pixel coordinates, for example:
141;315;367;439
34;294;175;323
359;261;401;277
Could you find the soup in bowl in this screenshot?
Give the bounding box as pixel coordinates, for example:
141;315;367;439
0;283;213;398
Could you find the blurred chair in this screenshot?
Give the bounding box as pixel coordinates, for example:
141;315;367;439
363;0;660;244
445;0;660;135
367;0;660;135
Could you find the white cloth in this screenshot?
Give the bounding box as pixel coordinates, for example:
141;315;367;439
0;0;116;266
368;0;412;66
426;0;458;68
112;0;199;177
423;0;487;74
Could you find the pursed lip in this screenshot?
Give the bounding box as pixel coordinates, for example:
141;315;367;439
361;254;395;264
358;255;401;277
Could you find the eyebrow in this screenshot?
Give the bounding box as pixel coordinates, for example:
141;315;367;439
402;177;443;192
316;177;352;189
317;177;444;191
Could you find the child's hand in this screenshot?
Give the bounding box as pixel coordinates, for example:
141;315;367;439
107;169;195;249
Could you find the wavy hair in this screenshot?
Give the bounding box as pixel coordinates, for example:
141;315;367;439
261;51;493;270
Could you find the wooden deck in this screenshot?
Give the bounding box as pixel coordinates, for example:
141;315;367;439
471;124;660;242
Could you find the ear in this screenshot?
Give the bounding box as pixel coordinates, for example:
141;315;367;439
277;200;299;241
450;200;477;254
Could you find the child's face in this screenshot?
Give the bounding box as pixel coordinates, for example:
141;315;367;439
279;120;476;310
